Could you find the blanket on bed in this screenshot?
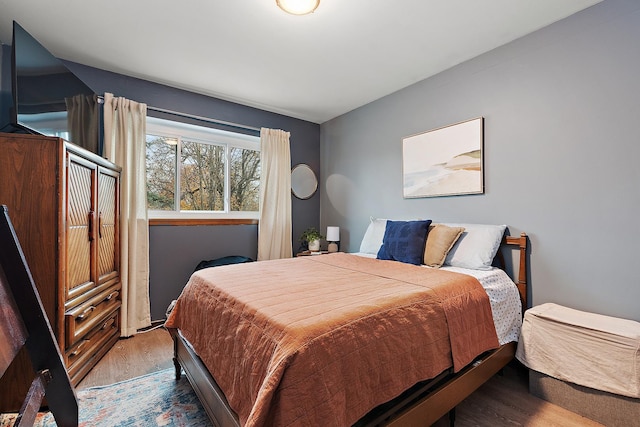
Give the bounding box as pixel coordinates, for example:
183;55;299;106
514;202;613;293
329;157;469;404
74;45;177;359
165;253;498;426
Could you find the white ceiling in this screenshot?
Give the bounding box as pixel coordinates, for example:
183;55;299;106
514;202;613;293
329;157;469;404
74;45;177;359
0;0;601;124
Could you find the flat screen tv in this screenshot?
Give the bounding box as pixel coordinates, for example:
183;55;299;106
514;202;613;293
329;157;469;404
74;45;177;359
11;21;101;154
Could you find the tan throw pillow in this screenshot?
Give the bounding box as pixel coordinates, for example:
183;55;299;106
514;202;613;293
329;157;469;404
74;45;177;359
424;224;465;267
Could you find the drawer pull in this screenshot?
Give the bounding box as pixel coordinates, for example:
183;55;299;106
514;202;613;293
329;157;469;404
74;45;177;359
77;305;96;321
101;317;116;331
105;291;119;301
69;340;88;357
88;211;94;242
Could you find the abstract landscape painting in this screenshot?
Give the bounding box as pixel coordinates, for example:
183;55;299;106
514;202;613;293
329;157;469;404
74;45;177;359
403;117;484;198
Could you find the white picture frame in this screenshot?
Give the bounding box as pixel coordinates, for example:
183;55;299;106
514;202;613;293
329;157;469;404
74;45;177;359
402;117;484;198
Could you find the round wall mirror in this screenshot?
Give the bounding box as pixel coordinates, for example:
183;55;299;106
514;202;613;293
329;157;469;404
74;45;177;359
291;164;317;199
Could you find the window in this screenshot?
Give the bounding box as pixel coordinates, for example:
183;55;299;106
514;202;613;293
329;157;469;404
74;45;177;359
146;117;260;219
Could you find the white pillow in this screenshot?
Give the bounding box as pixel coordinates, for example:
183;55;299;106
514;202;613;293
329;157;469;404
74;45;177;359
359;218;388;254
442;223;506;270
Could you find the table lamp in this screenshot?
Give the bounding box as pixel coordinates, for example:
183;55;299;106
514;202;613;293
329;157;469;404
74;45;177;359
326;226;340;253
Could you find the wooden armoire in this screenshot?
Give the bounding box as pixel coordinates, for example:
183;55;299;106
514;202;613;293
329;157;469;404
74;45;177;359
0;132;122;410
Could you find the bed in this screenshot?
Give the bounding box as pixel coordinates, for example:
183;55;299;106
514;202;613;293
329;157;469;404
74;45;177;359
165;221;528;427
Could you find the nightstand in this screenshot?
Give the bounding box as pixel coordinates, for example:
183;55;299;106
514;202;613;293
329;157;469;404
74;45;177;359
296;250;329;257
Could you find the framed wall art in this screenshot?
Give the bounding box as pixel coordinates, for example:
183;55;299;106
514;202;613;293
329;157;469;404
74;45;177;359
402;117;484;198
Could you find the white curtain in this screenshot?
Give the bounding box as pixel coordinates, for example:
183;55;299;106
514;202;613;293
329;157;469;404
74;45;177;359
103;93;151;337
258;128;292;260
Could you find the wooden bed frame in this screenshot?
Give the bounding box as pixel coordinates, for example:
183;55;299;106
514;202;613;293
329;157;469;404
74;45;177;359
168;232;528;427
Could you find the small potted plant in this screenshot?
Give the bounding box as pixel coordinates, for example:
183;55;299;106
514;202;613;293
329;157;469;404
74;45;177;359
299;227;324;252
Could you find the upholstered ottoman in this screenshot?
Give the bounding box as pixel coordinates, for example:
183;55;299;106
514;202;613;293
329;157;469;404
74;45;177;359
516;303;640;427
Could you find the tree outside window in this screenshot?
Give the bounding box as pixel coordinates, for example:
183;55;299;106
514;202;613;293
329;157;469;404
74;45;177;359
146;135;176;211
230;147;260;211
146;119;260;216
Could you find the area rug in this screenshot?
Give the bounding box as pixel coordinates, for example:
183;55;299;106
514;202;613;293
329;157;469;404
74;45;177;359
0;369;212;426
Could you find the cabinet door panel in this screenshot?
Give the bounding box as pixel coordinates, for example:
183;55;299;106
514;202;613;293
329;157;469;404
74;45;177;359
66;155;97;303
97;168;119;283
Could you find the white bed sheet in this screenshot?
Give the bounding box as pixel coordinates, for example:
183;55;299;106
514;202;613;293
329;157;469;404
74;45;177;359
353;253;522;345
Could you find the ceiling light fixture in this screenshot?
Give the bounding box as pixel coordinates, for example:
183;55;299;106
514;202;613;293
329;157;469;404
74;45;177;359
276;0;320;15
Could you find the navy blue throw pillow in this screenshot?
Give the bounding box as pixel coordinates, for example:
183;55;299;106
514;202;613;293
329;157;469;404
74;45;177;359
376;220;432;265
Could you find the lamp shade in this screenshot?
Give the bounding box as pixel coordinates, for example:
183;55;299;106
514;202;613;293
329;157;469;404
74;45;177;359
276;0;320;15
326;226;340;242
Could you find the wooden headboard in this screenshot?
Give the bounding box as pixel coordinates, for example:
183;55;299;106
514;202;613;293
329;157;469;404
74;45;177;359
496;232;528;309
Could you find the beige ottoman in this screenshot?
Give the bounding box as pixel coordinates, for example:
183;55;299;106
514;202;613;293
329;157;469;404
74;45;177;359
516;303;640;427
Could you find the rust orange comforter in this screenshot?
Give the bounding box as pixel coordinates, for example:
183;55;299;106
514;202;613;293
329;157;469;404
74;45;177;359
165;252;498;426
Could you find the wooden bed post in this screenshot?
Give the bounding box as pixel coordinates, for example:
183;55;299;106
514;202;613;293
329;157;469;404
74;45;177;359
505;233;528;309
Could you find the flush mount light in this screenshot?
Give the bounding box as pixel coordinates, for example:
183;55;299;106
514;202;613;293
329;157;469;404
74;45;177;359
276;0;320;15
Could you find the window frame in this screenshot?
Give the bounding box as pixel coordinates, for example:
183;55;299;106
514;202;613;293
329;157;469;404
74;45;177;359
146;117;260;221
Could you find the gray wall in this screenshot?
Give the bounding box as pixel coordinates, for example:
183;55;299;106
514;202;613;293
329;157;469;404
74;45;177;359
149;225;258;320
320;0;640;322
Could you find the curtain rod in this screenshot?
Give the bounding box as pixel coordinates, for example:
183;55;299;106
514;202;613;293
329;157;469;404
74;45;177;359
98;95;261;133
147;105;261;133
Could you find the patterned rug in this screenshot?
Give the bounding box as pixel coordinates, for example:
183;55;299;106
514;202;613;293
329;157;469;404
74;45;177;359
0;369;212;427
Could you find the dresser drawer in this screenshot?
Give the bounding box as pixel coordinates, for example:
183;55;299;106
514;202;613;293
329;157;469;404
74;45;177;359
65;284;121;348
66;307;120;384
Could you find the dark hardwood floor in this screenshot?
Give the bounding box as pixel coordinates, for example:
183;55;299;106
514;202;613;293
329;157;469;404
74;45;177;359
79;328;603;426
